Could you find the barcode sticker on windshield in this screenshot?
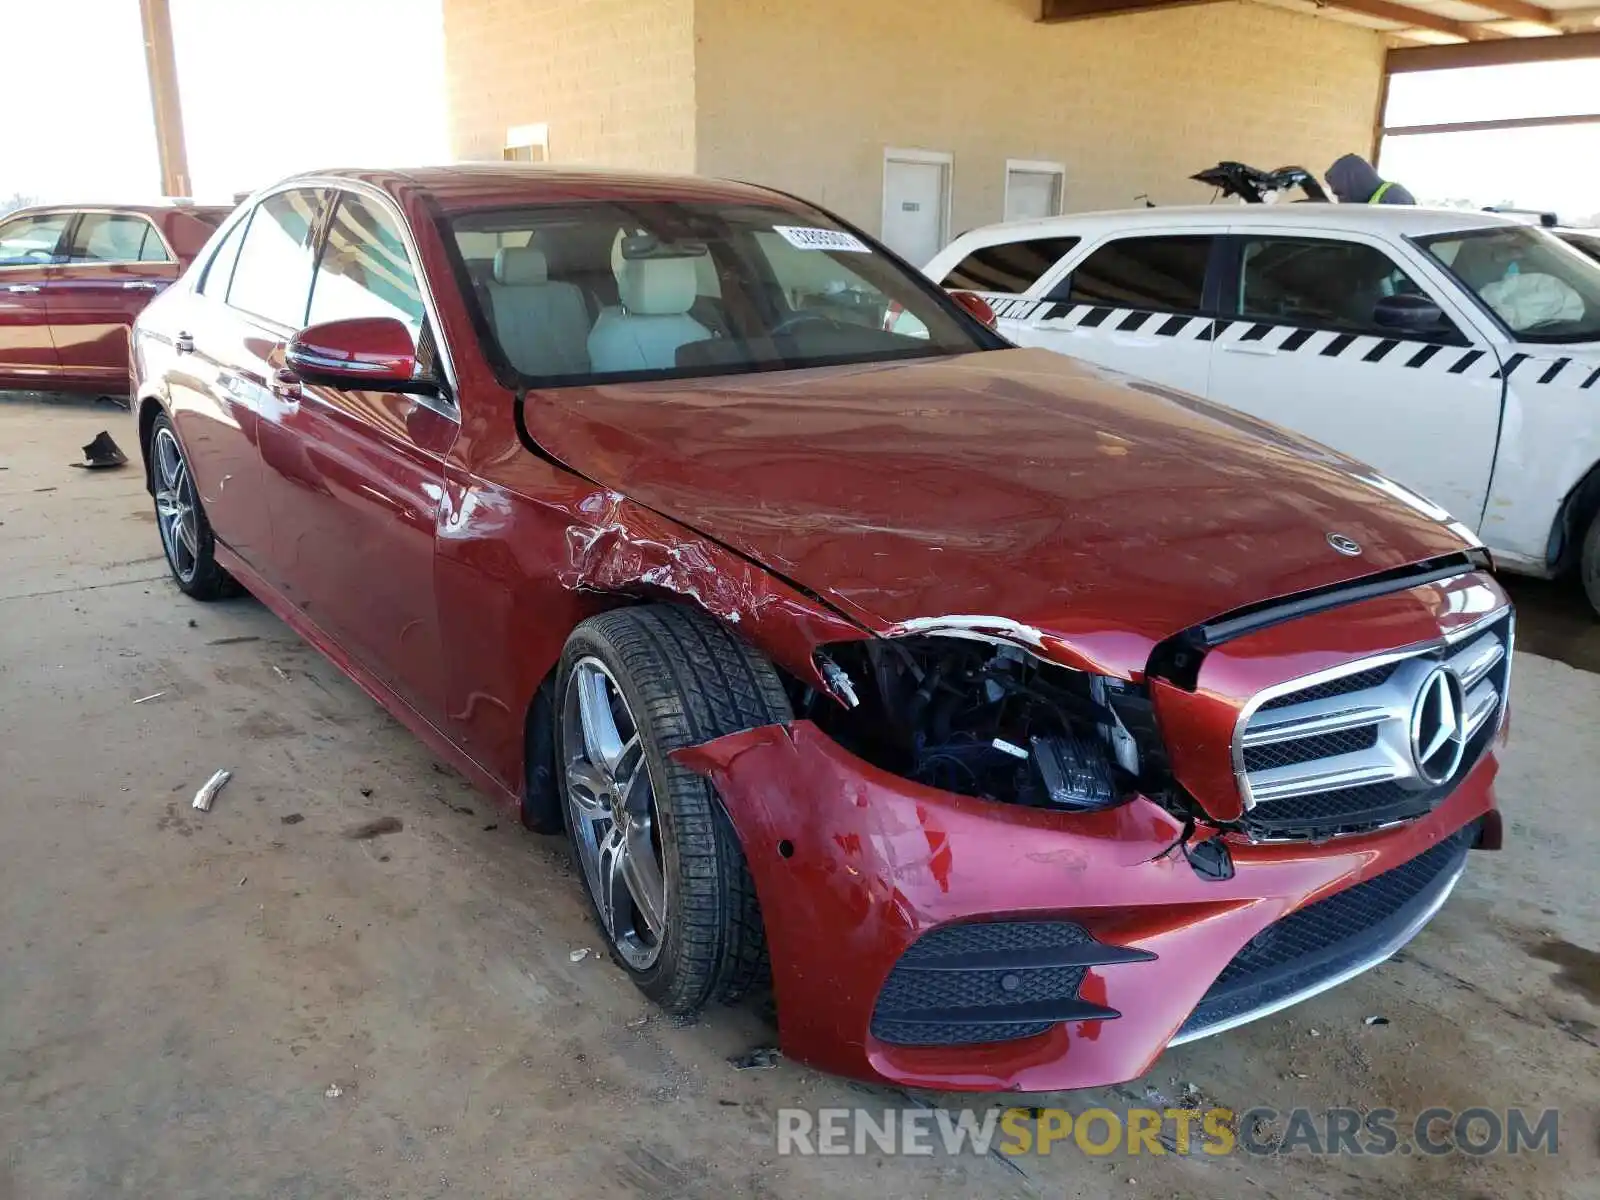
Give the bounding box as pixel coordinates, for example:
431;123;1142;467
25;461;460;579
773;225;871;253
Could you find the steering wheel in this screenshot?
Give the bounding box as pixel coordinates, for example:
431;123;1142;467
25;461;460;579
769;310;846;338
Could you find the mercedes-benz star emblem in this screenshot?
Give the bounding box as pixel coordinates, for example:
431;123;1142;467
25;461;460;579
1327;532;1363;557
1410;666;1468;785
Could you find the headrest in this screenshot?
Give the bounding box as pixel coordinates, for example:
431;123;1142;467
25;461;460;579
494;246;549;286
612;231;698;316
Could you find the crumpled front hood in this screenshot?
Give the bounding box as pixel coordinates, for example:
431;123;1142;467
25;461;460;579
522;348;1477;676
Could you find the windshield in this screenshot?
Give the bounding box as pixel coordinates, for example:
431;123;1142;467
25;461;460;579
1418;226;1600;343
448;200;991;384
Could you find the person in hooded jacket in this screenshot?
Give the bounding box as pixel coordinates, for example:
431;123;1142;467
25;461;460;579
1326;154;1417;205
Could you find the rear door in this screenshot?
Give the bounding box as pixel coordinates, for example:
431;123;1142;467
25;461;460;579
1207;229;1501;530
1008;231;1219;396
0;210;71;380
49;211;182;385
256;186;454;721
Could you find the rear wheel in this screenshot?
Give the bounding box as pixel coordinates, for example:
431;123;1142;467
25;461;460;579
554;605;791;1013
1581;508;1600;619
150;413;237;601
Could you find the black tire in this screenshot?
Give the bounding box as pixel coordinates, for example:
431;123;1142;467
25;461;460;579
554;604;792;1013
1581;508;1600;619
148;412;238;601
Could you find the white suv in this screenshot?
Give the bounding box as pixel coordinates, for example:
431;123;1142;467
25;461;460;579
924;205;1600;614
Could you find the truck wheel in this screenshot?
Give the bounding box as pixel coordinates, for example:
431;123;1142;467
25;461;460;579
554;604;792;1012
1581;509;1600;619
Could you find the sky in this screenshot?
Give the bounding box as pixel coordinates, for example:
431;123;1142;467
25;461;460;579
0;2;1594;222
1;0;448;206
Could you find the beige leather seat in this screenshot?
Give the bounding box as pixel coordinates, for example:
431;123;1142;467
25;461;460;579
485;247;591;377
586;235;711;373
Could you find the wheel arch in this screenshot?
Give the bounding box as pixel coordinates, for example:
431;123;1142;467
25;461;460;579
135;390;168;496
1549;457;1600;574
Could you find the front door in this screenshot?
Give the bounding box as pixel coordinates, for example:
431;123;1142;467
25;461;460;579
882;155;948;268
1207;230;1502;530
48;212;181;388
256;188;453;722
0;210;70;381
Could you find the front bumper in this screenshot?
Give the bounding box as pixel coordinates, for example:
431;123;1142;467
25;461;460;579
676;721;1499;1093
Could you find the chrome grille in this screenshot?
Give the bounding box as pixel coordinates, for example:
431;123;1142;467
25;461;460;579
1234;609;1512;839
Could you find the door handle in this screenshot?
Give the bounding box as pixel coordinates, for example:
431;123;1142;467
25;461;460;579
5;284;41;294
271;368;302;402
1221;342;1278;357
122;280;160;291
174;331;195;354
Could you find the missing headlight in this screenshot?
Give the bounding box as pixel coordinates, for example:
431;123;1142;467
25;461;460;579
803;636;1167;810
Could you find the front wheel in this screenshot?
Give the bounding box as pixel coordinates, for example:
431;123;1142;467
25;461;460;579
554;605;792;1013
1581;508;1600;619
149;413;237;601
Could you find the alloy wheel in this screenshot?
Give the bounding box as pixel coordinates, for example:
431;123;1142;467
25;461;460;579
153;426;200;585
561;657;669;970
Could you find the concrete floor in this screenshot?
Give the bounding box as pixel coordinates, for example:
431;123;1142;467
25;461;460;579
2;395;1596;1200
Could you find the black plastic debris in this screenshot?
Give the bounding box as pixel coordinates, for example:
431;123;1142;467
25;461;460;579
73;431;129;470
728;1046;782;1071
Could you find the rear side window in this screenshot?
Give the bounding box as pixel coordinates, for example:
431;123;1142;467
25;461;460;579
226;189;326;328
308;191;425;332
940;236;1079;295
1238;236;1453;337
1059;235;1212;312
67;213;170;264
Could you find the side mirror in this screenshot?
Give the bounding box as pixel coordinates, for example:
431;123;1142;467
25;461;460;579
286;317;421;391
1373;293;1445;333
947;289;998;331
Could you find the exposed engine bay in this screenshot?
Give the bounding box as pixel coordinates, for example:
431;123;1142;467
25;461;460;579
805;636;1170;812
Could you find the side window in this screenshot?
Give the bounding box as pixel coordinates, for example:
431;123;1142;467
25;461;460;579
226;189;327;328
1057;235;1213;313
0;212;71;266
307;191;425;333
67;213;171;264
1237;237;1460;339
940;236;1079;295
198;214;250;298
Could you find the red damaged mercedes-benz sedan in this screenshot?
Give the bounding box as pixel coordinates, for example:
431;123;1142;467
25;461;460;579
130;166;1511;1092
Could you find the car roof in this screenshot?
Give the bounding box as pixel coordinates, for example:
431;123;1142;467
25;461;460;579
276;164;796;214
951;203;1526;248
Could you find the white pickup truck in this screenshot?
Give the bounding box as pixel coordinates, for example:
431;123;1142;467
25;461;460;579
923;205;1600;614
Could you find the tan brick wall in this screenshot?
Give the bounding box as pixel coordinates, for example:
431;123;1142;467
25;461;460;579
694;0;1384;237
441;0;697;172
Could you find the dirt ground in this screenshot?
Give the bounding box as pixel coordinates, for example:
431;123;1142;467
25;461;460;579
2;395;1596;1200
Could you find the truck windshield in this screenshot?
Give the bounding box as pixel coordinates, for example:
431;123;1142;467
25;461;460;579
448;200;993;384
1418;225;1600;344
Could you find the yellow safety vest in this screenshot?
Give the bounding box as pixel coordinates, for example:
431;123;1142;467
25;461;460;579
1369;182;1394;204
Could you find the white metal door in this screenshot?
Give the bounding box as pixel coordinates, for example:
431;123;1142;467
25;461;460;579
1005;167;1061;223
882;154;948;268
1207;230;1502;530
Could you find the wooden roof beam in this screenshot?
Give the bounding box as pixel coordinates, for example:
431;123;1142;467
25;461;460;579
1317;0;1497;40
1389;27;1600;69
1039;0;1223;23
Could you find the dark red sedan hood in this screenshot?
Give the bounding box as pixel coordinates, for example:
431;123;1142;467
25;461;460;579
523;348;1475;673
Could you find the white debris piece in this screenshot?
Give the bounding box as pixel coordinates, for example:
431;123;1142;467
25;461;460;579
191;769;232;812
569;948;590;962
325;1083;343;1099
133;692;166;705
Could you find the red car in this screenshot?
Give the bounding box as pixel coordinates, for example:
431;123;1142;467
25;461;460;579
0;202;230;395
130;167;1511;1092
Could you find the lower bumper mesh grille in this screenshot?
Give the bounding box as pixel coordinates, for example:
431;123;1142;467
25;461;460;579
1176;822;1475;1041
870;920;1153;1047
